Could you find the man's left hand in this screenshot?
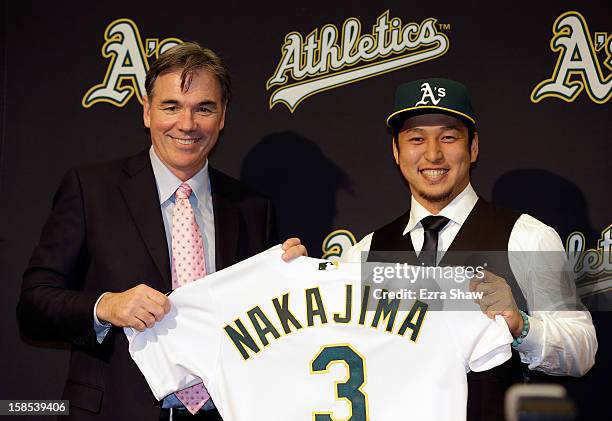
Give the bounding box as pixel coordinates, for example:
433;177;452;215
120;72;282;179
281;237;307;261
469;270;524;337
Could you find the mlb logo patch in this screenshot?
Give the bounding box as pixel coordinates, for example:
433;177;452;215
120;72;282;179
318;261;339;270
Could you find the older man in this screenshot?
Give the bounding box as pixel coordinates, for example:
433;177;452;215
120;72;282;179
17;43;305;420
345;78;597;420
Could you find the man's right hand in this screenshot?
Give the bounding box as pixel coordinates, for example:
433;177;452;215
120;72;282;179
96;284;171;331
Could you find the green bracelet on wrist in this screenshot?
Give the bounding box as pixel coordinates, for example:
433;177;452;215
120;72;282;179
512;310;530;348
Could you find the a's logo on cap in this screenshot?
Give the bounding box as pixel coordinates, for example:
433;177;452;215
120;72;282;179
415;82;446;106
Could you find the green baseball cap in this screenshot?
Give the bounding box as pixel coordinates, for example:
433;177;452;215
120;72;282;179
386;78;476;129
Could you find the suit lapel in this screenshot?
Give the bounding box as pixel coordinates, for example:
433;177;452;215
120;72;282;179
118;151;171;290
210;167;239;271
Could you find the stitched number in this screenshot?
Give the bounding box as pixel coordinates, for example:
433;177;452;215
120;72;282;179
311;344;368;421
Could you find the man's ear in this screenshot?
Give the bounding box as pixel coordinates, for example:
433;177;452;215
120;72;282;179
470;132;479;163
143;95;151;128
219;101;227;131
392;137;400;165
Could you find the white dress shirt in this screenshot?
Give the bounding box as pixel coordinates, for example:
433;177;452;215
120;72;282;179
344;183;597;377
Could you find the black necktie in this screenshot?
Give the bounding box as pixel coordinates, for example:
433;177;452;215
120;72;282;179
419;215;450;266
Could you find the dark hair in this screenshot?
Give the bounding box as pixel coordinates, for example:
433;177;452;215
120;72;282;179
145;42;232;104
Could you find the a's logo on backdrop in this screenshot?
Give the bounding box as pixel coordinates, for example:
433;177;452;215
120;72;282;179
267;11;450;112
322;229;357;261
82;18;182;108
531;11;611;104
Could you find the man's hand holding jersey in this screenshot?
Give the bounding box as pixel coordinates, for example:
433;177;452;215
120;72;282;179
469;271;524;338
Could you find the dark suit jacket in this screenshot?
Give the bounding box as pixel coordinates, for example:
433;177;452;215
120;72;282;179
17;150;277;420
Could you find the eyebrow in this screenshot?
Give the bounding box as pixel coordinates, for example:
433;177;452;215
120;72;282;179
159;99;218;108
440;125;462;131
403;125;462;132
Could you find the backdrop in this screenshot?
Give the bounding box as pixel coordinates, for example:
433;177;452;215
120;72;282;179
1;1;610;419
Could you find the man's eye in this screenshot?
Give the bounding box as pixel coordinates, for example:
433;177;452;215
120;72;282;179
163;106;178;112
441;136;457;142
198;107;213;114
409;137;424;143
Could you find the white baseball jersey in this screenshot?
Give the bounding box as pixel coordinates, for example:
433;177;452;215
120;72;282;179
126;245;512;421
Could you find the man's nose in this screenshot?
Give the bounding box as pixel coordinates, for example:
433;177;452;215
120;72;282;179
177;110;197;132
424;139;443;162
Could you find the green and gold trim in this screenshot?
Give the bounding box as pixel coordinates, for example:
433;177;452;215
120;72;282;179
386;105;476;127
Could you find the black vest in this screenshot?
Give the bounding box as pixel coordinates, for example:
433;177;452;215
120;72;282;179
368;198;526;421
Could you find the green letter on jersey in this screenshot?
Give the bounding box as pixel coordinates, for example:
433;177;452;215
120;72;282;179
311;344;368;421
247;306;281;347
398;300;428;341
272;293;303;334
224;318;260;360
306;287;329;326
370;291;400;332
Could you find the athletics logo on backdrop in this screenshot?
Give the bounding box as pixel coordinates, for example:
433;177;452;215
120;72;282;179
567;225;612;300
267;11;450;112
531;11;611;104
82;18;182;108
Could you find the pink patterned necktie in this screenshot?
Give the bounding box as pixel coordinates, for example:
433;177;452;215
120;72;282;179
171;182;210;414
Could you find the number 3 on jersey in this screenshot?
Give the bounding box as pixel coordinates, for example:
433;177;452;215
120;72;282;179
310;344;369;421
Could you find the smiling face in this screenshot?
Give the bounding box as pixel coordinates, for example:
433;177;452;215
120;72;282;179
143;68;226;181
393;113;479;213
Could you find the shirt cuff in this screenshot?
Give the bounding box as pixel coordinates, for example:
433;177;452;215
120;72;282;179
93;292;112;344
516;314;544;368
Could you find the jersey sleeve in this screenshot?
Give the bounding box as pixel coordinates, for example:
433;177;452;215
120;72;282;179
447;312;513;373
124;280;222;400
